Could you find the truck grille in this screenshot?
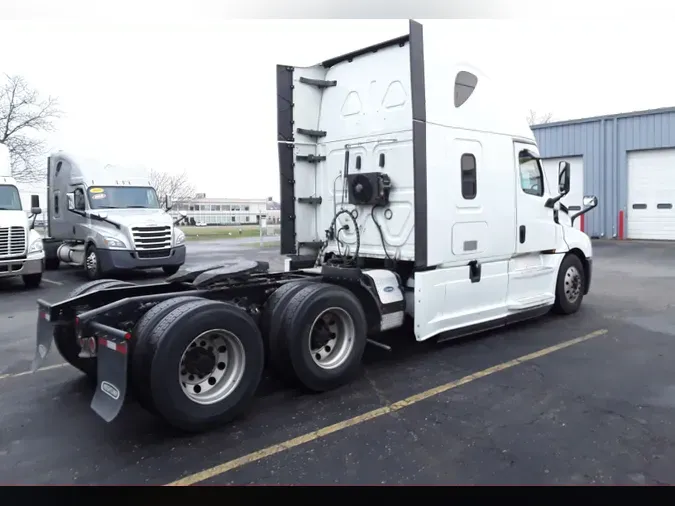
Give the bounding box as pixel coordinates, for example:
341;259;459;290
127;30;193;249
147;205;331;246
0;227;26;258
131;226;172;254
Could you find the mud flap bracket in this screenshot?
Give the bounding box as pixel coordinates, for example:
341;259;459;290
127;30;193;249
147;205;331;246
32;300;55;372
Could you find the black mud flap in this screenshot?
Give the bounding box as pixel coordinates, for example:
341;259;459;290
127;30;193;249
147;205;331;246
31;300;55;373
91;335;129;423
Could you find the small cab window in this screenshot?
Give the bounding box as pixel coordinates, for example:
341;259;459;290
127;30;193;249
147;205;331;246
454;71;478;108
518;150;544;197
461;153;477;200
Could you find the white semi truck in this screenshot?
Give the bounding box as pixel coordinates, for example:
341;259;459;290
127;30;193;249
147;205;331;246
0;143;45;288
41;152;188;280
31;20;598;433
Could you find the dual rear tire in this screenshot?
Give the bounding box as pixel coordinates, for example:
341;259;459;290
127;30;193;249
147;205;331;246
131;298;265;432
263;282;368;392
130;281;368;432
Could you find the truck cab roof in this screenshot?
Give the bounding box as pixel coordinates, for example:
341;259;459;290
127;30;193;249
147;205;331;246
49;150;152;187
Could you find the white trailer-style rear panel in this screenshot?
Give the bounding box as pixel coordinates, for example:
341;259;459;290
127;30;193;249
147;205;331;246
277;20;536;271
277;32;416;264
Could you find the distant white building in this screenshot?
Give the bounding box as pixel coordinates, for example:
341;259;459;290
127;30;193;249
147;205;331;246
172;195;281;226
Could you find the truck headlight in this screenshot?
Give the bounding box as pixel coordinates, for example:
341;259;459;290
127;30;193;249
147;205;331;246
28;240;44;254
103;237;126;249
174;229;185;246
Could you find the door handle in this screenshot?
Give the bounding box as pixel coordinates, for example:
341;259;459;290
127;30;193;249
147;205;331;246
519;225;526;244
468;260;481;283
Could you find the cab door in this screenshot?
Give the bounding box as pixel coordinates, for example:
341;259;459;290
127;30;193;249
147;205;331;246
507;142;559;309
513;143;557;255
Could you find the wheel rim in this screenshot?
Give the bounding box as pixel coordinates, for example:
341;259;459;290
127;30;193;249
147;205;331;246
179;329;246;405
86;251;97;274
564;265;582;304
308;307;355;370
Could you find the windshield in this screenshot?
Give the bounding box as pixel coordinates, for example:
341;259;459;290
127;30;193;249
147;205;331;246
87;186;160;210
0;185;22;211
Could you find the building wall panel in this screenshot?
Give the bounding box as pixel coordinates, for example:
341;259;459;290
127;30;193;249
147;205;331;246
532;107;675;239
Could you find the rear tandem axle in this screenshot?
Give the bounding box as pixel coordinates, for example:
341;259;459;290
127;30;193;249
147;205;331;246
31;259;393;433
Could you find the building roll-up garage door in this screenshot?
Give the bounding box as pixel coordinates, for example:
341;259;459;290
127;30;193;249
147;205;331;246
627;149;675;240
542;156;584;231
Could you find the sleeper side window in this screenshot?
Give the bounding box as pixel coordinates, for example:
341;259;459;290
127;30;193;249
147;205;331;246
455;71;478;108
518;150;544;197
53;191;60;217
461;153;477;200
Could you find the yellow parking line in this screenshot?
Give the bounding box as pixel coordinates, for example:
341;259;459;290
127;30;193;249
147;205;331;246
166;328;609;486
0;362;68;382
42;278;63;286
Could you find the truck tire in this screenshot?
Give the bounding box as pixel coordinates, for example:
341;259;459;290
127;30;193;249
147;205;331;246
271;283;367;392
53;280;135;379
162;265;181;276
130;295;205;412
552;253;585;315
84;244;103;280
260;280;313;363
22;273;42;289
139;299;265;432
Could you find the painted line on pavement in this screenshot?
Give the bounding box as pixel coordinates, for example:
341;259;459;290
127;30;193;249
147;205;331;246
166;328;609;486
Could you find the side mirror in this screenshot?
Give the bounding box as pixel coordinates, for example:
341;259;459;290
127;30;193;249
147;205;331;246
558;161;571;195
31;194;40;209
31;207;42;215
165;195;173;210
179;210;188;218
66;192;75;211
583;195;598;208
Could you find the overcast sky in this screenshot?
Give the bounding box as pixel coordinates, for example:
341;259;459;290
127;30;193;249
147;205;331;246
1;10;674;200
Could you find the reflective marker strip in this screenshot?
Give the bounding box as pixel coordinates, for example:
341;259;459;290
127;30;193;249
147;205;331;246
97;337;127;355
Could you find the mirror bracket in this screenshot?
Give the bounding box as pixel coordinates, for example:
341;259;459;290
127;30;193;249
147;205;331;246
571;195;599;226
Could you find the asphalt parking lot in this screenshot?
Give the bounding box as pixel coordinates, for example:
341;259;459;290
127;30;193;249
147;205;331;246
1;239;675;485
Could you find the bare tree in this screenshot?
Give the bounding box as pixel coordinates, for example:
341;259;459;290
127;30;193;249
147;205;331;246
149;169;196;205
527;109;554;126
0;74;62;183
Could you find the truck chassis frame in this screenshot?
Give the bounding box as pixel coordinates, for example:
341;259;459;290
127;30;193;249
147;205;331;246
32;259;394;432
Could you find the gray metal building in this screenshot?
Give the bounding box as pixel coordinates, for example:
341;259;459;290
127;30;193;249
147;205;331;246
532;106;675;240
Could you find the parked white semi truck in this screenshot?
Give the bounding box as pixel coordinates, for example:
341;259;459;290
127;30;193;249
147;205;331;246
41;152;187;280
0;143;45;288
32;20;598;433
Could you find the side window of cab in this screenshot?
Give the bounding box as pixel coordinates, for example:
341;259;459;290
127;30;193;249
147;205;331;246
73;187;86;211
518;150;544;197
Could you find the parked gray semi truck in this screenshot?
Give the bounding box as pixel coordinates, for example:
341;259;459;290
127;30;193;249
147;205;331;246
41;152;187;280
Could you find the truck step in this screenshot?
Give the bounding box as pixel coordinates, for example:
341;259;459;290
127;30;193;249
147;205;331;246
509;265;555;279
506;294;555;311
296;154;326;164
297;197;322;205
298;241;324;249
296;128;327;138
299;76;337;88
